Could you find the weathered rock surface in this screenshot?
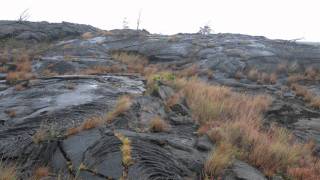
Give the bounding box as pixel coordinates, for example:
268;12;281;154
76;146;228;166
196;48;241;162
1;21;320;179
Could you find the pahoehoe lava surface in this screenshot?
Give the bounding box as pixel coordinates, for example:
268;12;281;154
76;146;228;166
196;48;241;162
1;21;320;179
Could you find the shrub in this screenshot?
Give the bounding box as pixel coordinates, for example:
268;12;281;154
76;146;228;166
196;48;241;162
149;116;170;132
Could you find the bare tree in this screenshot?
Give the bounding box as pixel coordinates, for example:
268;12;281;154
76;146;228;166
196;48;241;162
136;10;142;30
18;9;30;23
122;17;129;29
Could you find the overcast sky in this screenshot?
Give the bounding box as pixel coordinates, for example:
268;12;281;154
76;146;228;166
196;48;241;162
1;0;319;41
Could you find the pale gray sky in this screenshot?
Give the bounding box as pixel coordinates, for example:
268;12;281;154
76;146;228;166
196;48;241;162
1;0;319;41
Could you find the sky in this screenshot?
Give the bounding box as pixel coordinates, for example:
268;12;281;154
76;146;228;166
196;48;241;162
0;0;319;42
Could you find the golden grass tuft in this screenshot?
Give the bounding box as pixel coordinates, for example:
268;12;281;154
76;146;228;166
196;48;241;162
149;116;170;132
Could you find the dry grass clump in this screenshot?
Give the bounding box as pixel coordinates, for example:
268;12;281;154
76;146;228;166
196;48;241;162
177;64;199;78
277;62;288;73
165;77;320;178
6;54;34;84
81;32;94;39
5;109;16;118
149;116;170;132
106;95;132;123
234;71;244;80
111;51;148;73
14;84;25;91
0;162;17;180
247;68;259;81
115;133;133;179
41;69;59;77
182;78;270;124
82;65;123;75
270;73;277;84
204;143;235;177
33;167;49;180
32;129;49;144
305;67;318;80
66;96;132;136
206;114;319;178
66;116;103;136
166;92;182;108
290;83;320;108
287;74;305;84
